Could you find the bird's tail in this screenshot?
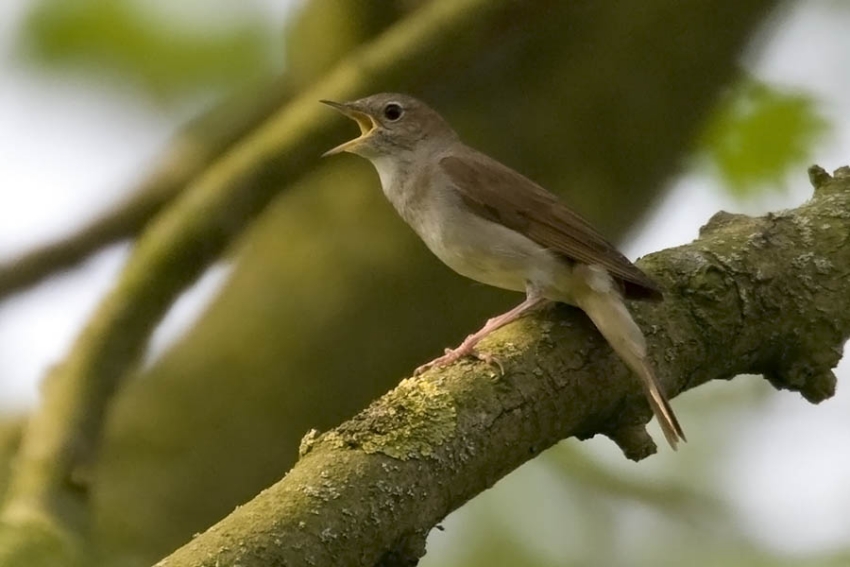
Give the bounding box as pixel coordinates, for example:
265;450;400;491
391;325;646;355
576;288;685;450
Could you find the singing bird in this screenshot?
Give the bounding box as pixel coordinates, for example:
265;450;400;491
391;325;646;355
321;93;684;449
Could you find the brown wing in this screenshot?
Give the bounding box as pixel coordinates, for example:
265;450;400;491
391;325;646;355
440;151;662;300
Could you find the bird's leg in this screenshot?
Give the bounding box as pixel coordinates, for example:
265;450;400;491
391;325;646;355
414;288;547;376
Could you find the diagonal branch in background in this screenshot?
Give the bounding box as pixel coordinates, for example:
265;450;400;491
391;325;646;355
0;75;293;304
0;0;408;304
155;166;849;566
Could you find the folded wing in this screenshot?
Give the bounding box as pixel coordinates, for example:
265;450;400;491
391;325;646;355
440;152;662;300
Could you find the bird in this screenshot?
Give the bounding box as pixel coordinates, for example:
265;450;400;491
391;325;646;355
321;93;685;449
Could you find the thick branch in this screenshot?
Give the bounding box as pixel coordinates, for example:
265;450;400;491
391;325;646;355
155;166;850;566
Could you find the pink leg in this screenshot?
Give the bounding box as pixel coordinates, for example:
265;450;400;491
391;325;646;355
414;293;547;376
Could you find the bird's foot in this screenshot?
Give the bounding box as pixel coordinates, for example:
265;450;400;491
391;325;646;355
412;349;467;376
475;351;505;375
413;341;503;376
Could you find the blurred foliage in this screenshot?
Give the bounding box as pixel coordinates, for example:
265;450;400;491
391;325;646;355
0;418;23;504
698;78;828;195
19;0;280;101
283;0;411;86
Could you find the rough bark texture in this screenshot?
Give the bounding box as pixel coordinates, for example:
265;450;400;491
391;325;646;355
154;165;849;566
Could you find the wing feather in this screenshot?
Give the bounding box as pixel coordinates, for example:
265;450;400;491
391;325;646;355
440;152;662;300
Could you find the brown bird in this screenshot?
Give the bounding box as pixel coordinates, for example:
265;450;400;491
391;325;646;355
321;93;685;449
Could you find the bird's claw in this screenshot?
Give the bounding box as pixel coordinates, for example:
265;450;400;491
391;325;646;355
413;349;467;376
413;345;504;376
476;351;505;376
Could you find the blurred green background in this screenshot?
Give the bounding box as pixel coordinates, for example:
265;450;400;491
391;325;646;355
0;1;848;566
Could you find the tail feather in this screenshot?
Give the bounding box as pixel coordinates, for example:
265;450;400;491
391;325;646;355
575;278;686;450
639;360;686;450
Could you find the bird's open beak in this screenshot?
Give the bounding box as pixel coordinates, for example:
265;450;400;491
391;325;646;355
320;100;377;157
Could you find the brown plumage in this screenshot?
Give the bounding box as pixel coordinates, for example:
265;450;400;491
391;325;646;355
440;153;663;301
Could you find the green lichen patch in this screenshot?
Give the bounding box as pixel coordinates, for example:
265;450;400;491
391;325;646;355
325;378;457;460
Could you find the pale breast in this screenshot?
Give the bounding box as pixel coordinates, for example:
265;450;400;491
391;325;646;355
369;155;578;300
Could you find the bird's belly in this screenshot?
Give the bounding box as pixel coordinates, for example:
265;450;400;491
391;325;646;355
419;210;573;297
433;241;529;292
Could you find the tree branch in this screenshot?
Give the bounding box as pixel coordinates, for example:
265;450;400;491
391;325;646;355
154;166;850;566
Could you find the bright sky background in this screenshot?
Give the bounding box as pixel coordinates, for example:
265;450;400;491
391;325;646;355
0;0;848;560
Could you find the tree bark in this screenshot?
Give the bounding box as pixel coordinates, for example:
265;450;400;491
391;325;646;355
154;166;849;566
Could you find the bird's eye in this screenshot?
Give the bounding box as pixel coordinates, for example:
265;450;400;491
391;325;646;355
383;103;403;121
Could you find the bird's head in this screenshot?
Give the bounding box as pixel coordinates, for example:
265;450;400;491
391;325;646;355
321;93;456;159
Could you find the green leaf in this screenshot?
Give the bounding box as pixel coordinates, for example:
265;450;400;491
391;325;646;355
18;0;278;102
697;78;829;196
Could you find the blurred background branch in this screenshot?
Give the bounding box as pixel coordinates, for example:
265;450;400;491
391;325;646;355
0;0;415;304
0;76;293;303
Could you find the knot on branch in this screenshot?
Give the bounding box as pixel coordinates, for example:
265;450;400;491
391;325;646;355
809;164;850;196
375;529;427;567
698;210;751;237
833;165;850;180
808;164;831;191
764;360;837;404
299;428;322;458
604;424;657;462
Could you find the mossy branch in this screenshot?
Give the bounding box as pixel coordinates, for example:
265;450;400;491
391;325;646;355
155;166;850;566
